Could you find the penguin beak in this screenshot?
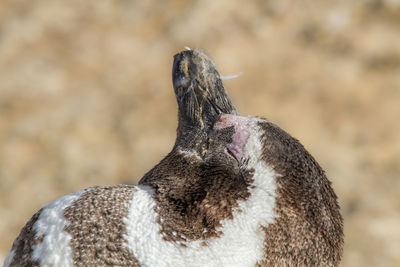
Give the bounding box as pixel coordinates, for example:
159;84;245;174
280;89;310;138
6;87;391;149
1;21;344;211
172;49;237;132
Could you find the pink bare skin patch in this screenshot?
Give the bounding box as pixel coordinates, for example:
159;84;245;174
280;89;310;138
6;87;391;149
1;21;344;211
214;114;251;162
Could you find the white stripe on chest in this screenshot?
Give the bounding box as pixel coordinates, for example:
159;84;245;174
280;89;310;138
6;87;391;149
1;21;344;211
31;189;89;267
124;128;278;267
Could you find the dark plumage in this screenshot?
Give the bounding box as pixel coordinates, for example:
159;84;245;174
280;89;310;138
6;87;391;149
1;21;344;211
256;119;343;266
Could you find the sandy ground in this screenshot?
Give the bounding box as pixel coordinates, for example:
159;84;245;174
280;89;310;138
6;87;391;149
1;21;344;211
0;0;399;265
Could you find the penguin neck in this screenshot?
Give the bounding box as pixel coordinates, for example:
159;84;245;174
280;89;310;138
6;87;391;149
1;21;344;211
138;110;208;189
174;119;208;154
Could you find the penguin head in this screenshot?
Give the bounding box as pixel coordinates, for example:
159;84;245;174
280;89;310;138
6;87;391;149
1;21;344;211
172;49;237;134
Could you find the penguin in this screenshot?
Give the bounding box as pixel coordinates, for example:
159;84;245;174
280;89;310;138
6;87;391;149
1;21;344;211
3;49;343;267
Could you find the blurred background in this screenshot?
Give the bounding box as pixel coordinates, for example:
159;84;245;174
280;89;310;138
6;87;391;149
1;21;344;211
0;0;399;265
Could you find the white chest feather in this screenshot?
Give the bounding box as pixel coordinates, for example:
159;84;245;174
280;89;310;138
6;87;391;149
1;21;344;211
30;189;89;267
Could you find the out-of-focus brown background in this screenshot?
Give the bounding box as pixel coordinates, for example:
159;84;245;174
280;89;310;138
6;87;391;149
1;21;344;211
0;0;399;265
